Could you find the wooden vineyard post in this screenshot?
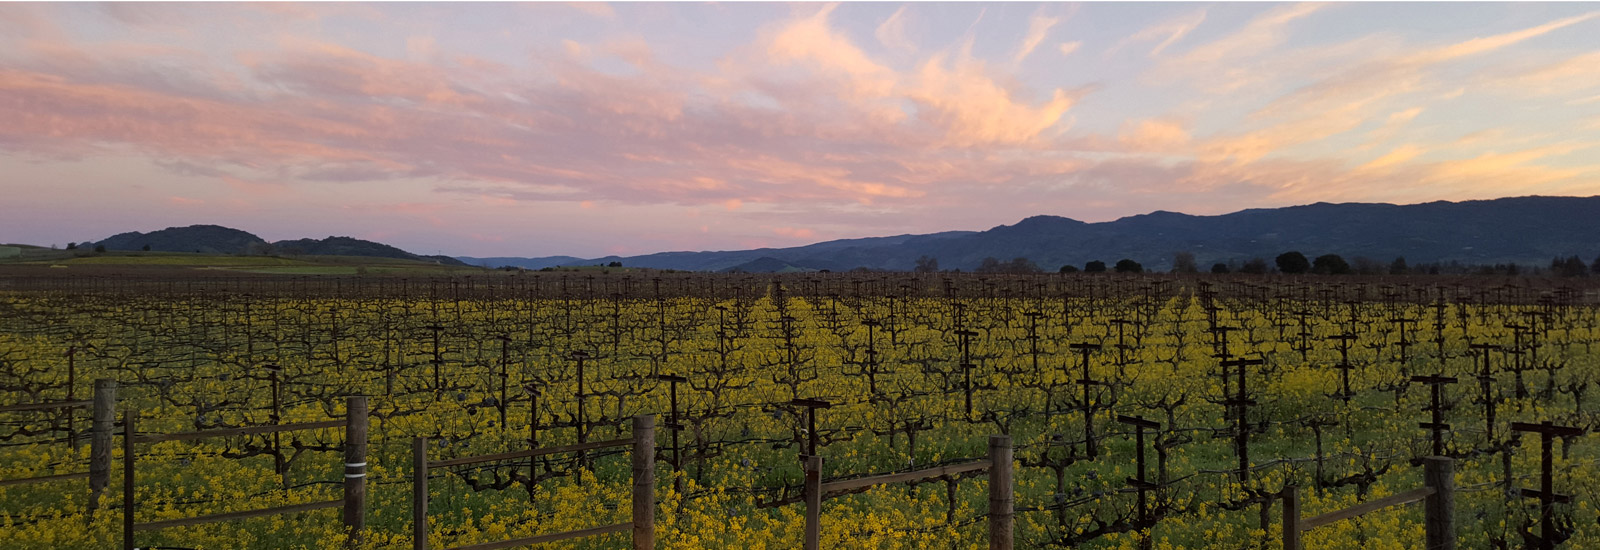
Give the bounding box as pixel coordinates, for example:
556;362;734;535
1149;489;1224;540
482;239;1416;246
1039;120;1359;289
1512;421;1584;550
426;322;444;396
632;415;656;550
1221;357;1264;484
989;435;1013;550
1118;415;1160;550
497;335;510;433
1469;343;1500;441
957;329;979;419
87;379;116;519
1329;333;1357;401
66;346;77;450
1412;375;1457;456
526;381;542;501
122;410;135;550
572;350;590;475
268;364;286;487
1395;317;1416;376
653;374;687;495
1424;456;1455;550
413;437;429;550
343;396;368;546
1281;485;1300;550
803;454;822;550
1069;343;1102;459
791;398;832;460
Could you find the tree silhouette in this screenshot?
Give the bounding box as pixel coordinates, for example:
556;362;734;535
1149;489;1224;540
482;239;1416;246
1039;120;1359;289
1084;260;1107;273
1312;254;1351;275
1276;251;1310;274
1171;252;1198;273
1114;258;1143;273
1240;258;1269;274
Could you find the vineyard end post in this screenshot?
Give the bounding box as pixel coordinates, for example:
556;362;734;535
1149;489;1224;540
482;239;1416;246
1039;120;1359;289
343;396;368;546
413;437;428;550
632;415;656;550
989;434;1013;550
804;454;822;550
1424;456;1455;550
87;379;116;519
1281;485;1300;550
122;409;135;550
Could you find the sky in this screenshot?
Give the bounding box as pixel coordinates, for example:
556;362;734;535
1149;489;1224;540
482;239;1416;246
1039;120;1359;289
3;2;1600;258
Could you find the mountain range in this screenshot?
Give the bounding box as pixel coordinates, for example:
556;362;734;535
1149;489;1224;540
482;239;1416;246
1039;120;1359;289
92;225;469;266
76;196;1600;273
458;196;1600;272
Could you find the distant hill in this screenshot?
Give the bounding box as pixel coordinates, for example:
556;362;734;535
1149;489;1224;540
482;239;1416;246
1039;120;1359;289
97;224;267;254
273;237;468;266
92;225;469;266
721;257;814;273
469;196;1600;272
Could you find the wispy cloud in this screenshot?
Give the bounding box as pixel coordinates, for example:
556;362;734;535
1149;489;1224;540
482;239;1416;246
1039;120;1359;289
1012;13;1060;65
1113;9;1207;58
2;3;1599;256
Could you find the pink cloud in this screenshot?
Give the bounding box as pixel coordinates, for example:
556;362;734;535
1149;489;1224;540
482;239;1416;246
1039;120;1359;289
771;226;817;240
4;3;1600;258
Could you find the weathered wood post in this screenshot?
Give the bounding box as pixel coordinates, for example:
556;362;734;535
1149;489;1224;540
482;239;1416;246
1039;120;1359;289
1281;485;1301;550
632;415;656;549
803;454;822;550
343;396;368;546
87;379;116;519
413;437;429;550
66;347;77;450
1424;456;1455;550
989;435;1013;550
122;410;135;550
1512;421;1583;550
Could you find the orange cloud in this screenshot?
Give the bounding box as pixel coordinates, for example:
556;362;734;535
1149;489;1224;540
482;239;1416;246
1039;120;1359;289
1118;118;1191;152
1358;144;1424;171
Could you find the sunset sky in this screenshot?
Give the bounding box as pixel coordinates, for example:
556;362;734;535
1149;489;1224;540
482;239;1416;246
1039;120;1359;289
3;2;1600;258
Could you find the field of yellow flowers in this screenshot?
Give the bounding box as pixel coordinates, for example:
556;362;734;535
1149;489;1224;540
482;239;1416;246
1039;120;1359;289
1;274;1597;549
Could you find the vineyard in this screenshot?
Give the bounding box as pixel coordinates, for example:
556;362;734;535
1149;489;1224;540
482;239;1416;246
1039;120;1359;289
3;273;1599;549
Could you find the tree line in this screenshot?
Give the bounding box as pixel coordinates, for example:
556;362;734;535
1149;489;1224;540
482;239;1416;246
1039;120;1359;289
910;252;1600;277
